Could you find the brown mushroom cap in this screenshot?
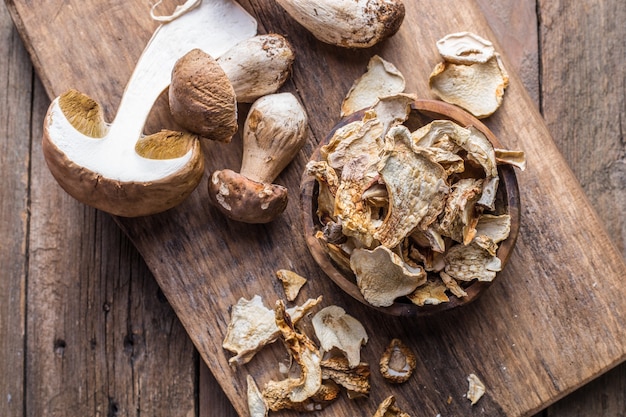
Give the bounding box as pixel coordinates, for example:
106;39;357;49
208;169;288;223
169;48;238;142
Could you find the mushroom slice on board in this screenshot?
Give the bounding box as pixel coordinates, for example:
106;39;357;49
222;295;322;366
373;395;411;417
341;55;406;117
311;305;368;368
42;0;257;217
436;31;496;64
262;301;323;410
429;54;509;119
350;245;426;307
276;269;308;301
379;338;417;384
320;357;371;398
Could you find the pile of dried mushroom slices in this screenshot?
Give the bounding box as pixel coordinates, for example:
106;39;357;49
305;55;525;309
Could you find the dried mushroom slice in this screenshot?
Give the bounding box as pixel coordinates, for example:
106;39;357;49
411;119;468;152
370;93;417;135
222;295;322;366
276;269;307;301
438;178;484;244
341;55;406;117
263;300;323;406
429;54;509;119
444;242;502;282
262;380;340;413
373;395;411;417
475;214;511;243
374;126;449;248
247;375;269;417
312;305;369;368
440;270;468;298
379;338;417;384
321;356;371;398
495;148;527;170
323;113;384;171
351;245;426;307
406;277;450;306
466;373;486;405
436;32;496;64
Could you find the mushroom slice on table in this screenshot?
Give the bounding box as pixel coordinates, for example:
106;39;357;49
276;269;308;301
222;295;322;366
379;338;417;384
373;395;411;417
341;55;406;117
429;54;509;119
436;31;496;64
42;0;257;217
351;245;426;307
320;357;370;398
262;301;324;411
311;305;369;368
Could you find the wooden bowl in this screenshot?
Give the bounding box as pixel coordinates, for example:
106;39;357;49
300;99;520;317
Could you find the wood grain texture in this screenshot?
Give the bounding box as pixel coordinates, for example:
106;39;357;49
0;2;198;417
0;4;31;414
3;0;626;417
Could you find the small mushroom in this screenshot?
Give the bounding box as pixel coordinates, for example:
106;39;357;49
169;48;238;142
208;92;308;223
275;0;405;48
217;34;295;103
379;338;417;384
41;0;257;217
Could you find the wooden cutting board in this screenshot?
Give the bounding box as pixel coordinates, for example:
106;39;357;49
7;0;626;416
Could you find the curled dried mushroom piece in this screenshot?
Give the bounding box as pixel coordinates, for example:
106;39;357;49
466;373;486;405
308;58;524;310
276;269;308;301
379;339;417;383
429;32;509;118
312;305;369;368
373;395;411;417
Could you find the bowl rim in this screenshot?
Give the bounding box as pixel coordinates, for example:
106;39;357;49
300;99;521;317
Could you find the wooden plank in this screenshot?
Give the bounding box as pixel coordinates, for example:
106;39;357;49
537;1;626;416
0;3;31;415
25;77;198;416
6;0;626;416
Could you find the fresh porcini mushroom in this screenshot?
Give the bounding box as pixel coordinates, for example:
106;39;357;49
42;0;257;217
217;34;296;103
275;0;405;48
169;49;238;142
208;92;308;223
169;34;296;142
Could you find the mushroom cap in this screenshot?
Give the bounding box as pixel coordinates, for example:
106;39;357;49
42;90;205;218
169;48;238;142
208;168;288;223
275;0;405;48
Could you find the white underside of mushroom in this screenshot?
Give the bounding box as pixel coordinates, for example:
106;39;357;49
46;0;257;182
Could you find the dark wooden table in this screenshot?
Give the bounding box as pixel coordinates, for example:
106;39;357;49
1;1;624;416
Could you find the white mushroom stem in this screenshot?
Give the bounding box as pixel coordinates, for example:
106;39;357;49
46;0;257;182
240;92;308;183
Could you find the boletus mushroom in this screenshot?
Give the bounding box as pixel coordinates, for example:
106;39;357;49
169;34;296;141
208;92;308;223
275;0;405;48
42;0;257;217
